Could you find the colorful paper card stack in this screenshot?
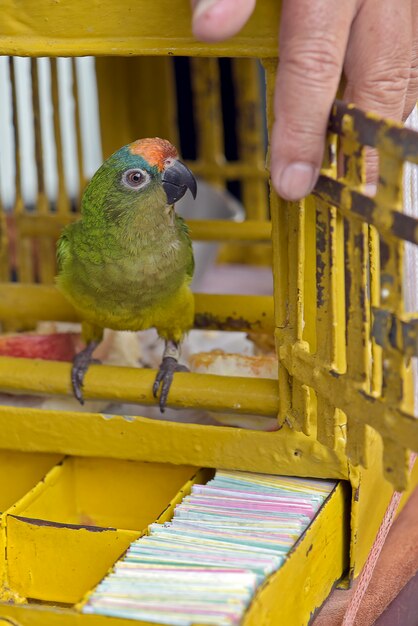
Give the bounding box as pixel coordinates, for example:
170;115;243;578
83;470;336;625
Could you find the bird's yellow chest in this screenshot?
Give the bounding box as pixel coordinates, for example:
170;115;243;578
62;278;194;343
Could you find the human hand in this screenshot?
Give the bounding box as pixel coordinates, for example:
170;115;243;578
191;0;418;200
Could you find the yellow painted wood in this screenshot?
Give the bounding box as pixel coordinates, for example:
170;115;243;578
0;0;282;58
10;56;34;285
77;466;213;611
187;161;269;180
188;220;271;242
0;605;144;625
51;58;70;215
0;451;62;600
0;451;63;512
96;57;178;160
0;203;8;282
0;605;143;625
281;343;418;462
7;516;137;604
222;58;271;265
4;458;199;603
9;458;195;529
243;481;350;625
217;242;273;267
0;356;280;416
13;214;271;241
303;197;319;353
72;58;86;203
315;199;340;450
0;478;348;626
0;284;275;334
263;59;292;430
31;58;56;286
233;59;269;221
377;152;409;489
191;58;225;189
0;406;349;480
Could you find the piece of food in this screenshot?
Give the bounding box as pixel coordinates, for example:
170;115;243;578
189;351;279;431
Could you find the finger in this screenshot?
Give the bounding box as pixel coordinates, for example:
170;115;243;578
271;0;356;200
343;0;411;185
191;0;256;42
344;0;411;121
403;1;418;120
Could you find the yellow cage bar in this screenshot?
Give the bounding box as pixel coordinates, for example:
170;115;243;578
0;1;418;624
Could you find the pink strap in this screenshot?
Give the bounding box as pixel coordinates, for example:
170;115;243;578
342;453;417;626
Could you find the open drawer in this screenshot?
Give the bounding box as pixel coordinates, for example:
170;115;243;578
0;463;349;625
3;457;205;604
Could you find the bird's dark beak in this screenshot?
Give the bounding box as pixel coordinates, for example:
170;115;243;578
162;160;197;205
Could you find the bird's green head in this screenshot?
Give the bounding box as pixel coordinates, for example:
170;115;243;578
82;138;197;222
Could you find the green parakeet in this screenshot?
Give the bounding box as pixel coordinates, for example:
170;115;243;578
56;138;197;411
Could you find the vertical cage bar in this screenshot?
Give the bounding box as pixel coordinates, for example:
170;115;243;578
50;58;70;215
378;153;410;490
288;200;310;432
191;58;225;188
314;129;345;449
344;218;370;466
0;197;8;282
263;58;290;426
10;57;34;283
369;225;383;397
0;61;9;281
31;59;46;204
232;58;268;220
71;59;86;206
291;382;311;436
264;59;308;432
341;130;370;468
315;198;339;448
31;58;55;284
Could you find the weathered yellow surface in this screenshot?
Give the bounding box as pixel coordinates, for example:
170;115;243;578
0;451;62;512
4;458;199;603
0;607;143;625
243;482;350;625
0;479;349;626
0;406;349;480
0;283;274;334
96;57;178;159
7;516;137;604
0;451;63;599
14;215;271;242
0;0;281;57
0;356;280;416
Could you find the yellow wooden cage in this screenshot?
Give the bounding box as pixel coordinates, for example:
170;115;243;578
0;1;418;624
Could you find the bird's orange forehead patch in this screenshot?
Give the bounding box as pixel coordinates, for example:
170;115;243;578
129;138;178;171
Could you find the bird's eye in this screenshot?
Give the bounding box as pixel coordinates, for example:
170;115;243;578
122;169;149;190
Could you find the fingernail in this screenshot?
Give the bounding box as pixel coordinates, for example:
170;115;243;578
275;162;318;201
193;0;219;20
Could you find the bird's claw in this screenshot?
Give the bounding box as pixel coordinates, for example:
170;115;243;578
71;348;100;405
153;356;189;413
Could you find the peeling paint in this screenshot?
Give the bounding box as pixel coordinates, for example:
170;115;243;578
10;515;114;533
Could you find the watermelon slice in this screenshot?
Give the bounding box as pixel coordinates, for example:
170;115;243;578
0;333;79;361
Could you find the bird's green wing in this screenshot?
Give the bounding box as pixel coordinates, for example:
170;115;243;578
56;228;71;273
176;215;195;280
186;241;195;281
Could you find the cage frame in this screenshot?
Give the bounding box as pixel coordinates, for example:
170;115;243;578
0;0;418;594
